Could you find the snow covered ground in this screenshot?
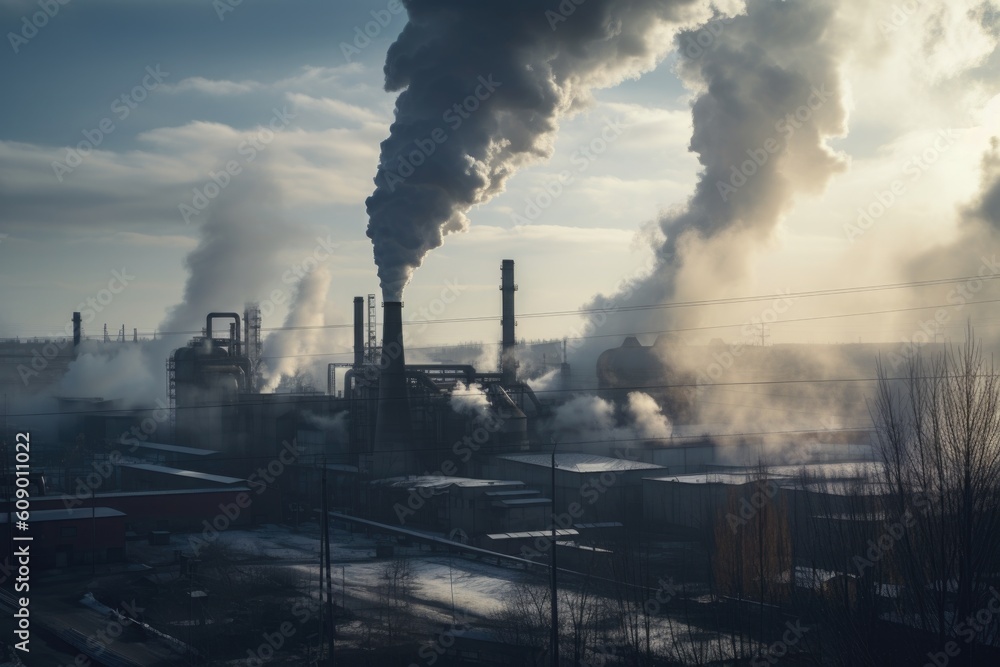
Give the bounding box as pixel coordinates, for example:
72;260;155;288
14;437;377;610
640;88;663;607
200;522;765;661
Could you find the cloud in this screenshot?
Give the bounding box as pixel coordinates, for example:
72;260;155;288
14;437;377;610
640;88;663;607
109;232;199;250
163;77;263;96
285;92;381;125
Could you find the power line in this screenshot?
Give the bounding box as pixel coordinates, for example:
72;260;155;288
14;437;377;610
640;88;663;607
11;271;1000;337
40;424;878;472
1;373;977;420
252;298;1000;360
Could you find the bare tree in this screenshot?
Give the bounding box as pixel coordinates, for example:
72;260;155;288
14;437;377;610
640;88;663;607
790;469;889;666
488;581;549;665
376;557;415;643
869;327;1000;665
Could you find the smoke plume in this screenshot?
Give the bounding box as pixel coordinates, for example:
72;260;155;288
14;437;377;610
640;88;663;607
625;390;673;439
304;411;349;442
56;342;159;405
365;0;740;299
573;0;849;376
906;137;1000;280
261;265;332;392
551;390;672;444
449;381;491;419
162;164;302;338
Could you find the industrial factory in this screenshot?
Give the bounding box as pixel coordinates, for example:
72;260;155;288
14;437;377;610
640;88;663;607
3;251;976;667
0;248;984;664
0;256;882;566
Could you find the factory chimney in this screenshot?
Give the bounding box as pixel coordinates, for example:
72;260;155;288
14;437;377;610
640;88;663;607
72;312;81;347
500;260;517;385
353;297;365;369
373;301;412;477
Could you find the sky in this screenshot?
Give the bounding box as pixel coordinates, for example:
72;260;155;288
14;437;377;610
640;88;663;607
3;0;1000;383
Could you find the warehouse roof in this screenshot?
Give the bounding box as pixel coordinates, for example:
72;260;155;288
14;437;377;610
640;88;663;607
371;475;522;490
130;441;219;456
485;528;578;540
645;473;773;485
484;489;540;498
498;453;662;473
0;507;125;522
119;463;245;485
62;487;251;499
492;498;551;507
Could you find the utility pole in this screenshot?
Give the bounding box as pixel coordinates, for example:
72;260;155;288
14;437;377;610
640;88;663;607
758;323;770;347
3;395;10;588
91;487;96;576
322;463;334;665
550;449;558;667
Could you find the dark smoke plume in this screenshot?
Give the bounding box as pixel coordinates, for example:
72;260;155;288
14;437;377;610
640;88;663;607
365;0;735;299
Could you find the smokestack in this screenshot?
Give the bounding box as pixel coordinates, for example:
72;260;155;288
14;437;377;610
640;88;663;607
72;312;81;347
500;260;517;385
353;297;365;369
373;301;412;477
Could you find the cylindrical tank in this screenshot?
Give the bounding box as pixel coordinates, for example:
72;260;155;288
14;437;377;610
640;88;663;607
173;340;246;450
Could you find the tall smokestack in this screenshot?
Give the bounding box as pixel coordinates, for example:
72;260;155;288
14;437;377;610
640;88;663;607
353;297;364;369
72;311;81;347
500;260;517;385
373;301;412;478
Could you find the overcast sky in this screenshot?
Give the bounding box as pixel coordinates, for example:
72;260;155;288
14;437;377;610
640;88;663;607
3;0;1000;374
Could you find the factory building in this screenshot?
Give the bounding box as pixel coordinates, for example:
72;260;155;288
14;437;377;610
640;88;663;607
368;476;539;539
0;508;126;570
30;487;257;534
487;453;664;526
597;336;698;422
1;255;890;574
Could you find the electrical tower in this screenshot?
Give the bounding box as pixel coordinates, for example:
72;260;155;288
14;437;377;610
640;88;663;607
244;302;263;392
366;293;377;362
757;323;770;347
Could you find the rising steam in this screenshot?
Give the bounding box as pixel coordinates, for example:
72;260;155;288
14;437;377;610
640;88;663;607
261;265;332;392
573;0;848;374
51;164;301;406
449;381;492;419
551;390;672;444
162;164;301;339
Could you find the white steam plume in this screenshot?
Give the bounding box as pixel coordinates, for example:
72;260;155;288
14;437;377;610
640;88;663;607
573;0;849;373
551;391;672;445
261;266;332;392
450;381;491;419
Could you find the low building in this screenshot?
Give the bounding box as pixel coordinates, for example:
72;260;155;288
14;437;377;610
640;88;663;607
31;487;256;534
368;476;538;538
488;453;664;525
642;473;754;531
118;463;246;492
0;507;126;569
128;441;221;469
